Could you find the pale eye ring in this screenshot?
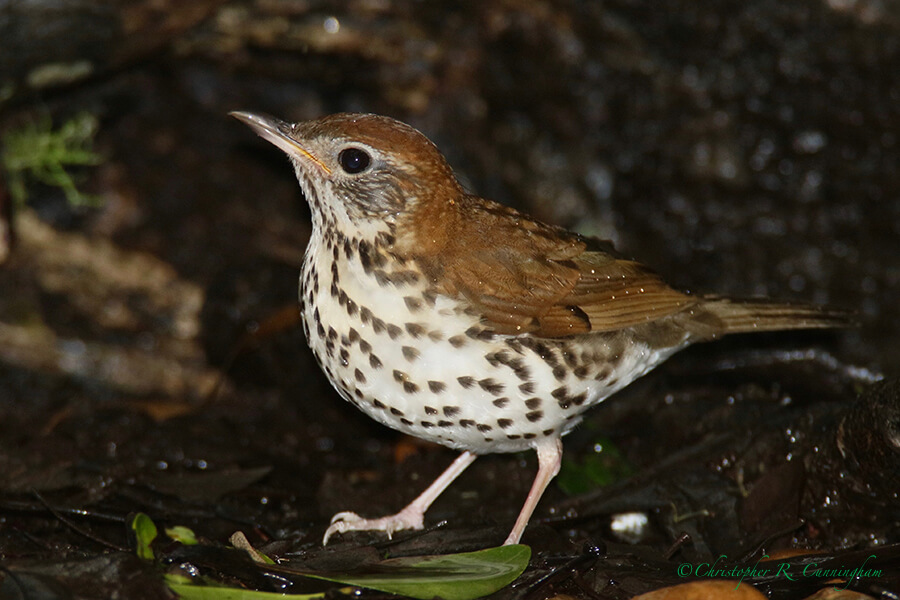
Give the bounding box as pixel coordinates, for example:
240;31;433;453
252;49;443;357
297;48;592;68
338;147;371;174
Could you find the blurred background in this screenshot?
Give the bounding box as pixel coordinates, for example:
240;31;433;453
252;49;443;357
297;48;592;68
1;1;898;597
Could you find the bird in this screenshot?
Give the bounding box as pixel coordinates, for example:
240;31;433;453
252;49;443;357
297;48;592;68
230;111;849;546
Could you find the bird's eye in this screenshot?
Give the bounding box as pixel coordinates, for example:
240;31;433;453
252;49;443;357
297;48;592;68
338;148;371;174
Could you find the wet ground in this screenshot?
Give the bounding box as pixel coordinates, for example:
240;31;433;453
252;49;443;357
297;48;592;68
1;1;898;598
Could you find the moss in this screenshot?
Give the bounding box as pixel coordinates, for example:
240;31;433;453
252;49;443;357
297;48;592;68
2;112;103;208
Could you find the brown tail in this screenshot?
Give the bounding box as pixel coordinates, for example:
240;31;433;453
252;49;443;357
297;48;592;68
697;295;854;335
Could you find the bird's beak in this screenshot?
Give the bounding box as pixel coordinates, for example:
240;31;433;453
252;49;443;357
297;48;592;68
229;111;331;174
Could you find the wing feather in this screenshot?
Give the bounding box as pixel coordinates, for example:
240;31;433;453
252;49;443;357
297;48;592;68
407;196;695;338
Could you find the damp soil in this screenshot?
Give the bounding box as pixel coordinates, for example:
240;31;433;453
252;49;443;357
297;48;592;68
1;2;899;599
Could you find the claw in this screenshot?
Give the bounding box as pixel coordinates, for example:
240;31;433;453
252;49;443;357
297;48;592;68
321;451;478;546
328;511;359;525
321;507;426;545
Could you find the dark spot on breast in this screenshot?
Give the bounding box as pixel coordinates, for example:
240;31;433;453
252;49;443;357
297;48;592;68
373;399;386;409
497;419;513;429
339;348;349;366
492;397;509;408
552;365;567;381
506;434;521;440
476;424;492;432
526;410;543;422
457;376;475;389
596;365;613;380
562;349;578;368
422;290;438;306
371;317;386;334
387;324;403;339
405;323;425;338
427;330;443;341
327;327;338;341
466;326;494;341
404;296;423;311
400;271;421;285
390;407;404;416
358;240;373;273
534;342;555;364
401;418;413;425
519;382;535;394
373;270;390;286
428;381;446;393
369;354;382;369
448;335;466;348
403;381;419;394
420;421;434;428
523;433;537;439
479;378;504;395
460;419;474;428
443;406;460;416
424;406;437;415
574;366;589;379
505;339;523;354
551;386;568;400
543;428;555;436
354;368;366;383
525;398;542;409
360;307;372;324
572;392;588;406
346;298;358;316
508;359;531;381
348;328;360;343
437;420;453;427
372;248;387;268
360;339;372;354
330;281;339;298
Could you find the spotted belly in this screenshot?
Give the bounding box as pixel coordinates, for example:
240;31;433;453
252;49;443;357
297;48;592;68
299;235;680;454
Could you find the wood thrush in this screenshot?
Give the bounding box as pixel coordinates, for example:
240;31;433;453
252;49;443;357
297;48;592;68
231;111;848;546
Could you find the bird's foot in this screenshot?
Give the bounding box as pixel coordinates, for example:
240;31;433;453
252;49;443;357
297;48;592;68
322;506;425;545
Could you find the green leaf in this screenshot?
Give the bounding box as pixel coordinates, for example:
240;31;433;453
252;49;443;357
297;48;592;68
167;546;529;600
167;582;327;600
557;437;632;495
166;525;200;546
131;512;158;561
296;544;531;600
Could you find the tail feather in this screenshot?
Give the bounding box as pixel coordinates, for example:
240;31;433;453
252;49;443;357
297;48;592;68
698;295;854;335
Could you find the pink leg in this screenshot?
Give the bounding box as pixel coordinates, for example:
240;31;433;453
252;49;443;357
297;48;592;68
503;437;563;545
323;451;478;545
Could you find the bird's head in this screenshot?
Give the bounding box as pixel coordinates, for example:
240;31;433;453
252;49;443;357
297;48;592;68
231;111;462;244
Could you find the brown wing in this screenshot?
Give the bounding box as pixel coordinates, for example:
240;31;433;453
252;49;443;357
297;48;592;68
407;196;696;338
